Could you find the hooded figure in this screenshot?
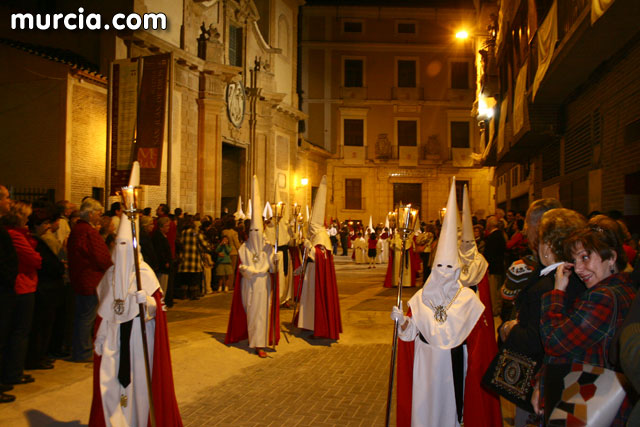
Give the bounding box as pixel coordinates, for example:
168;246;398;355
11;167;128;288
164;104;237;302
233;196;245;221
384;215;419;288
454;185;502;427
392;178;488;427
90;161;182;427
263;205;295;305
225;176;280;357
296;176;342;340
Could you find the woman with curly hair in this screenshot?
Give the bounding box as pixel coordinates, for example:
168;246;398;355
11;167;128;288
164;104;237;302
536;215;636;425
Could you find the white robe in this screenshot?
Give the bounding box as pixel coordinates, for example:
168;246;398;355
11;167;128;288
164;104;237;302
97;310;156;427
238;243;275;348
398;287;484;427
297;258;316;331
354;238;367;264
95;265;159;427
391;234;412;286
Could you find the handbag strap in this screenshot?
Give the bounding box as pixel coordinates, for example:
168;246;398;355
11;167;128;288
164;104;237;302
602;286;618;370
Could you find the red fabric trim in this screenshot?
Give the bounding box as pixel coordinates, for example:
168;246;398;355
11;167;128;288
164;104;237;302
289;246;302;300
383;250;394;288
396;309;414;427
224;262;248;344
464;276;502;427
312;248;342;339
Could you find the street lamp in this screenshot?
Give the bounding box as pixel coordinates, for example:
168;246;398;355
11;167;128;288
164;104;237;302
455;30;469;39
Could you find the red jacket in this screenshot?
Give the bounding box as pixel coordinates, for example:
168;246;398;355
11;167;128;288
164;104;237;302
6;227;41;295
68;220;112;295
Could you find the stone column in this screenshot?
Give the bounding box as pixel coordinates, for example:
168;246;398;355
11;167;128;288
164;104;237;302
197;98;225;217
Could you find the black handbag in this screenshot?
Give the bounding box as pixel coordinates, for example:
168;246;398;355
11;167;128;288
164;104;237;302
482;345;541;413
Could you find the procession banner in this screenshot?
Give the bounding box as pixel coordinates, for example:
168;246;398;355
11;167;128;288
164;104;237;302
109;53;169;194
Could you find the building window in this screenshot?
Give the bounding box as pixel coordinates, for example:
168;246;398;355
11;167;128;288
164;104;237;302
343;21;362;33
229;25;243;67
397;22;416;34
397;60;416;88
455;180;469;209
451;61;469;89
344;119;364;146
345;179;362;210
344;59;363;87
397;120;417;146
450;121;470;148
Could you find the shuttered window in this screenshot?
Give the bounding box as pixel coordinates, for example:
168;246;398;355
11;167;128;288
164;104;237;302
229;25;243;67
345;179;362;210
564;116;591;174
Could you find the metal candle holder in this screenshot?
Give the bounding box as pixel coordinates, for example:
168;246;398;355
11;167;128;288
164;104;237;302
385;204;418;426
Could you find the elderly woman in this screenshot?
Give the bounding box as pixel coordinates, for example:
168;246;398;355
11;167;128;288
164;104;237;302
497;204;584;426
67;198;112;362
0;201;42;385
537;215;636;425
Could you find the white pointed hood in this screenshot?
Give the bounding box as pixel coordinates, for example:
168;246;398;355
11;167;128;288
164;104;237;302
384;215;390;230
263;201;273;220
458;185;488;287
407;177;484;350
421;178;461;306
96;161;159;324
234;196;245;220
247;199;252;218
310;176;332;248
247;176;264;253
367;215;374;234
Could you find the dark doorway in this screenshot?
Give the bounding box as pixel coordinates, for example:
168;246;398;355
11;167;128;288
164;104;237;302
221;143;246;216
393;183;421;212
624;171;640;235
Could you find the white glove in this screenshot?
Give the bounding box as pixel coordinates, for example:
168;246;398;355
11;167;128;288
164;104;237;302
304;239;313;251
239;264;256;279
135;290;148;305
391;302;406;324
274;252;283;262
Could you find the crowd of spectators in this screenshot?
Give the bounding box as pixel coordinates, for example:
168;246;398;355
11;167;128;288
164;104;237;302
0;187;258;404
1;184;639;424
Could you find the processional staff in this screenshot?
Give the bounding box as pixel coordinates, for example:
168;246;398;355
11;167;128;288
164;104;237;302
120;185;157;427
384;205;419;427
291;203;311;324
269;201;285;349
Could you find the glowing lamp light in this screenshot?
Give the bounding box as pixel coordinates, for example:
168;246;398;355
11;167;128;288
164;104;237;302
455;30;469;40
477;96;496;120
300;178;309;186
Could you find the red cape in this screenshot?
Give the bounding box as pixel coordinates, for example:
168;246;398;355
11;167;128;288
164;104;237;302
224;260;280;346
289;246;302;300
89;290;183;427
395;274;501;427
311;247;342;340
383;248;419;288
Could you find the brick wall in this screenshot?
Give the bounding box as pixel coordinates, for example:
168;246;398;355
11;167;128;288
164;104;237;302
0;47;68;197
70;81;108;206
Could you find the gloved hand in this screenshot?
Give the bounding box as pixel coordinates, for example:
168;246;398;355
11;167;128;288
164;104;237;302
293;265;303;276
135;290;148;305
274;252;283;262
390;301;406;324
304;239;313;251
239;264;255;279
